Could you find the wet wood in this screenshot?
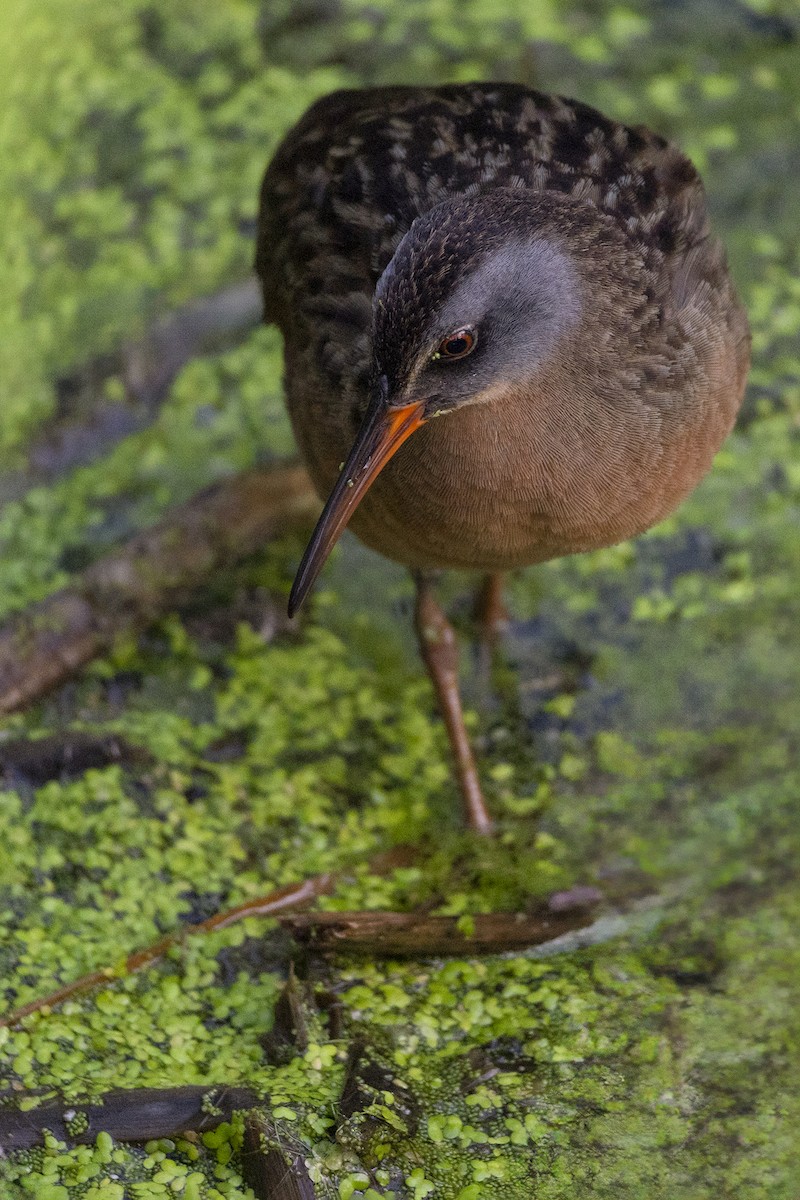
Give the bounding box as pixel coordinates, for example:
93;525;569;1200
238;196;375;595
337;1040;419;1140
0;1085;260;1152
260;973;345;1066
0;460;319;714
281;903;601;957
241;1112;318;1200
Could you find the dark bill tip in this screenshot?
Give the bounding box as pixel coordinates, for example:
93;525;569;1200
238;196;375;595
288;390;427;617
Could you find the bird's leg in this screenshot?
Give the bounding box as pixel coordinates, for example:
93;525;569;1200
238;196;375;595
473;572;509;645
413;572;494;835
472;571;509;701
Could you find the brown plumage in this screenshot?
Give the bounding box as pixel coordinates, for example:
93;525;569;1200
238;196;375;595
255;82;750;833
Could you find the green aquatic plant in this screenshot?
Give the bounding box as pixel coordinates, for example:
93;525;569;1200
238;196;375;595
2;0;800;1195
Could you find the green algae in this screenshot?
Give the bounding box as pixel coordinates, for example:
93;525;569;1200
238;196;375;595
2;0;800;1196
1;1128;254;1199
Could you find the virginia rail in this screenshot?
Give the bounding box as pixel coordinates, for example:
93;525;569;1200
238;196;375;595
255;83;750;834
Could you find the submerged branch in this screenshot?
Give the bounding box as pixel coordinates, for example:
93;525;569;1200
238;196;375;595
16;279;263;493
0;460;318;714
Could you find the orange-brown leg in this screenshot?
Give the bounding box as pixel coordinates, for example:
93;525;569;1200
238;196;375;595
473;572;509;644
472;571;509;698
414;573;494;835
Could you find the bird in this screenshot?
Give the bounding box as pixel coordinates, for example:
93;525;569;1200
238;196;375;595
255;82;750;835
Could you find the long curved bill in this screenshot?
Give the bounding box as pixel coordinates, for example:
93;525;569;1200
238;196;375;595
288;382;427;616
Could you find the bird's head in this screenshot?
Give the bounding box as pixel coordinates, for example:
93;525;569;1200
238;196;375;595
288;189;632;614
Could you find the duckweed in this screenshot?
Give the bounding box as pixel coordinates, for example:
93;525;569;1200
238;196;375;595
3;0;800;1196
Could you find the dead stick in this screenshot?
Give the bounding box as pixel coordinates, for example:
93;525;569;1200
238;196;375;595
281;905;601;957
0;460;319;713
0;848;416;1029
0;872;335;1029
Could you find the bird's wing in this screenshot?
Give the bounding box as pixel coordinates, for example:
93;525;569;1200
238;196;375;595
255;82;710;328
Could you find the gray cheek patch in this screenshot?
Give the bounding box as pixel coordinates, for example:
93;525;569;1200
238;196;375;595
436;238;582;378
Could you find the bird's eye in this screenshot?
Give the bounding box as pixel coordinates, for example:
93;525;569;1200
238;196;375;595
434;328;477;361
